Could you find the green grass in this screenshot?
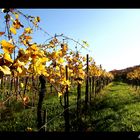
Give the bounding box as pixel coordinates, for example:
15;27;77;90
0;83;86;131
0;81;140;131
88;82;140;131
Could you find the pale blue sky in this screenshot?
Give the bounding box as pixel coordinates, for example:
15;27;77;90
1;9;140;71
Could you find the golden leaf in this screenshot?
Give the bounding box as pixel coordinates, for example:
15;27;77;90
50;78;55;83
59;58;64;63
20;82;24;88
58;50;63;57
13;60;25;67
14;12;19;19
3;53;13;63
61;44;68;52
13;19;23;29
58;92;63;97
65;80;71;86
24;27;32;34
55;66;60;71
56;72;61;77
35;16;40;22
30;44;38;51
42;71;49;77
10;27;16;35
1;40;15;54
17;66;22;73
61;79;71;86
0;65;11;75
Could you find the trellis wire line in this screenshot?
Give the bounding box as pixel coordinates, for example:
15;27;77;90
16;9;53;38
38;95;86;131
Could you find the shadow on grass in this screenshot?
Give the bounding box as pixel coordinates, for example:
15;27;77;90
83;82;140;131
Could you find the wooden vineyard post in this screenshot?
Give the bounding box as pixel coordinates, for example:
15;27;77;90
32;76;36;107
95;77;98;95
77;82;81;130
0;76;3;89
23;77;28;96
50;85;53;94
2;77;5;101
7;76;11;106
37;75;46;131
85;54;89;109
15;77;19;101
89;77;92;103
64;65;70;132
77;82;81;117
43;109;47;131
10;76;13;96
92;76;95;96
14;77;18;101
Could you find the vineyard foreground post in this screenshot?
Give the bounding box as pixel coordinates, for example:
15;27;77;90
37;75;46;131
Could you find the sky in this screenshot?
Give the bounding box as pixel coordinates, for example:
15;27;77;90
1;9;140;72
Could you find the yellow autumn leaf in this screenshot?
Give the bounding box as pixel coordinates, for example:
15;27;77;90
78;69;84;74
55;66;60;71
0;65;11;75
20;82;24;88
24;35;32;40
59;58;64;63
61;44;68;52
35;16;40;22
58;92;63;97
56;72;61;77
24;27;32;34
31;44;39;51
17;66;22;73
50;78;55;83
13;60;25;67
65;80;71;86
17;60;25;66
42;71;49;77
78;64;83;69
52;52;58;59
69;73;74;77
58;50;63;57
61;80;71;86
10;27;17;34
22;39;28;46
14;12;19;19
13;19;23;29
41;57;48;63
1;40;15;54
3;53;13;63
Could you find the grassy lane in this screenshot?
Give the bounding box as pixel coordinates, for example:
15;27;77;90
1;81;140;131
88;82;140;131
